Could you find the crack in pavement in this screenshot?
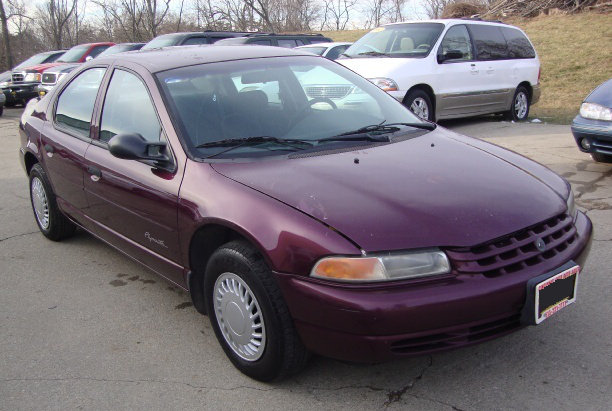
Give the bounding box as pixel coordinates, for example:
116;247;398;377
384;356;433;407
403;392;467;411
0;231;39;243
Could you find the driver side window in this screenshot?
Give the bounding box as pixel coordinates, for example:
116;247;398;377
438;25;473;62
99;69;162;143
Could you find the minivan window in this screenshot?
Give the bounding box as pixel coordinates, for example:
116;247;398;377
438;25;473;62
342;23;444;58
55;68;106;137
249;39;272;46
326;45;348;60
278;39;298;48
469;25;508;60
501;27;536;59
183;37;209;45
99;69;161;143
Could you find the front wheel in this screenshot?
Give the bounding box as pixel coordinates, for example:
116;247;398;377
204;241;309;381
505;86;530;121
29;163;76;241
404;89;434;121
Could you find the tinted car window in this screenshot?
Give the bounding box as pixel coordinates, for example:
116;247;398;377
301;47;326;56
183;37;209;45
99;69;161;143
56;45;89;63
501;27;536;59
55;67;106;137
278;39;298;48
250;39;272;46
89;45;111;58
326;45;348;60
469;25;508;60
438;25;473;61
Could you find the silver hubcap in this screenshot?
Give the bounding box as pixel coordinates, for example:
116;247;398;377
214;272;266;361
31;177;50;229
410;97;430;120
514;92;528;119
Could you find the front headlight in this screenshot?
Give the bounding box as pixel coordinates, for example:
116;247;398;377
580;102;612;121
368;78;398;92
0;81;8;88
566;188;577;219
24;73;42;83
311;249;450;282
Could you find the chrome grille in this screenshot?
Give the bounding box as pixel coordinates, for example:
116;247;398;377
12;72;24;83
445;213;577;278
305;85;352;99
42;73;57;84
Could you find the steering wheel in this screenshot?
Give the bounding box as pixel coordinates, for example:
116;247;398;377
289;98;338;129
416;44;430;50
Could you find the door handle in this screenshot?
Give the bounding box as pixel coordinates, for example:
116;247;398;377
44;144;54;157
87;166;101;182
470;64;479;74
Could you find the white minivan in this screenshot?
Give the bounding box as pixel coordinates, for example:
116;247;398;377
338;19;541;121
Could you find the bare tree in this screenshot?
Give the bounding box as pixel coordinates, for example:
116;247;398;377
36;0;77;49
322;0;357;31
362;0;392;27
422;0;453;18
142;0;171;38
0;0;14;68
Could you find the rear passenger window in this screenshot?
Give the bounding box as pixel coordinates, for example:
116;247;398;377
469;25;508;60
183;37;209;45
278;39;298;48
99;69;161;143
55;67;106;138
502;28;536;59
250;39;272;46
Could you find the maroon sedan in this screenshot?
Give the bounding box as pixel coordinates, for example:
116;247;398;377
19;46;592;381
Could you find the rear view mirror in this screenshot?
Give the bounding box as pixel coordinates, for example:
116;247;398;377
85;55;94;62
438;50;464;63
108;133;171;168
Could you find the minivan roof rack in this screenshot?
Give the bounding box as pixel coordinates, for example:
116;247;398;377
458;16;507;24
243;32;325;37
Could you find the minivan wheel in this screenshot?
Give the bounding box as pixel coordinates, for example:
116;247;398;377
405;89;434;121
204;240;309;381
506;86;530;121
29;163;76;241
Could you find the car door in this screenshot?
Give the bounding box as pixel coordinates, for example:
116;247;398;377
41;67;107;220
467;24;512;113
83;65;184;284
434;24;486;118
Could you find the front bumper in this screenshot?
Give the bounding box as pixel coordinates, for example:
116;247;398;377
3;82;40;104
571;116;612;156
276;211;592;362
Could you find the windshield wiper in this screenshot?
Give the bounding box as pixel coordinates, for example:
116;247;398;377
357;51;391;57
316;121;436;144
196;136;313;158
339;53;352;58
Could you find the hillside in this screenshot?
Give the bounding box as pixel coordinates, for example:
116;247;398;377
321;13;612;123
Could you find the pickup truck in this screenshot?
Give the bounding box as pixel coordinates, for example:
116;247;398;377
6;42;114;105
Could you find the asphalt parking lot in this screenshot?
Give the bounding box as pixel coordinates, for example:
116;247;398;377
1;106;610;410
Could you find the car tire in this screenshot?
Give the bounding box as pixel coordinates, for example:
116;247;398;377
204;240;309;381
404;89;434;121
505;86;530;121
29;163;76;241
591;152;612;163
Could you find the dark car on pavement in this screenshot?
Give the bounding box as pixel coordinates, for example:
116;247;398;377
19;45;592;381
0;50;66;105
7;42;114;105
571;78;612;162
215;33;333;48
38;43;145;93
142;31;251;49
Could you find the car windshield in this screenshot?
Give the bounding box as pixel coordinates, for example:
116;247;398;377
157;56;426;160
342;23;444;58
142;36;178;50
15;52;60;69
299;47;327;56
97;44;133;57
57;45;89;62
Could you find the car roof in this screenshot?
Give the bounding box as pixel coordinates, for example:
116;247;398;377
152;31;250;39
384;18;511;27
297;42;351;48
95;45;315;73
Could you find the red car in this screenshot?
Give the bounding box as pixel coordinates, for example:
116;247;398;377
9;42;114;104
19;46;592;381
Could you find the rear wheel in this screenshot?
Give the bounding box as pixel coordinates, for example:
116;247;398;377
591;152;612;163
404;89;434;121
505;86;530;121
204;240;309;381
29;163;76;241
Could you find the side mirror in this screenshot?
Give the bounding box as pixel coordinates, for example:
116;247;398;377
108;133;171;168
437;50;464;63
85;55;94;62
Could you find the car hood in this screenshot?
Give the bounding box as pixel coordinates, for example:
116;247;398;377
19;62;73;73
46;63;79;74
211;128;568;252
338;57;419;79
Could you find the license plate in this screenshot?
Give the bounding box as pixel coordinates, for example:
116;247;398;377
521;261;580;325
11;91;16;97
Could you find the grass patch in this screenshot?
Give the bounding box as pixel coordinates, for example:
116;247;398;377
321;13;612;124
